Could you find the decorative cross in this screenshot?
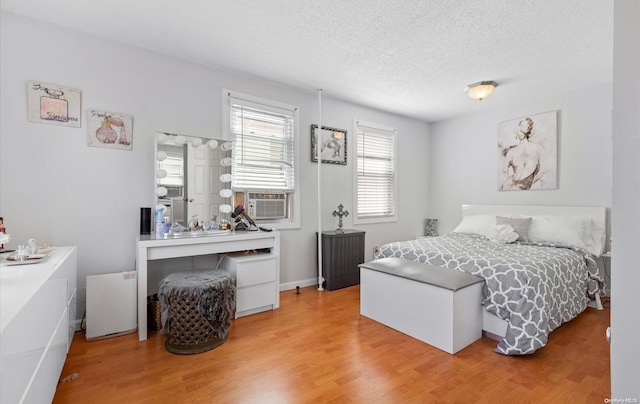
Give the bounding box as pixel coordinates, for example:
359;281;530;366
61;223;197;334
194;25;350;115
332;204;349;233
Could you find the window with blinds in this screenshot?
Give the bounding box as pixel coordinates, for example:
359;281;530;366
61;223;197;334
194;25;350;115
355;121;397;223
229;97;296;192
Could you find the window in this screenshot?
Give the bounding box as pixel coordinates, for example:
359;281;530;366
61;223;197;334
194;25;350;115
353;120;397;224
223;90;300;229
229;97;296;191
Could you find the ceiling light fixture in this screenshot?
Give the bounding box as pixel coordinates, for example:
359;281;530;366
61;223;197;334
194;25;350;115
464;81;498;101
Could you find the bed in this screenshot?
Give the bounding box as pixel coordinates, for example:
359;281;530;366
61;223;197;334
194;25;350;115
375;204;607;355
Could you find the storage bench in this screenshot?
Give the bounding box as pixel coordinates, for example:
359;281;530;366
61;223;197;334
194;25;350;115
359;257;484;354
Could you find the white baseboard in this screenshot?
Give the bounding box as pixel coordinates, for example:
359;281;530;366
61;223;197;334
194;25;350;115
279;278;318;291
71;318;83;332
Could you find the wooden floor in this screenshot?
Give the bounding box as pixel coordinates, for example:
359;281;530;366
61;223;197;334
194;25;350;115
54;286;611;403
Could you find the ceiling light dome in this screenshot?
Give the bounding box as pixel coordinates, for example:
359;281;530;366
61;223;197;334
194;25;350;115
464;81;498;101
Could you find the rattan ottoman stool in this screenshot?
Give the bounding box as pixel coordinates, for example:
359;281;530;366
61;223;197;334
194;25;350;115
158;269;236;354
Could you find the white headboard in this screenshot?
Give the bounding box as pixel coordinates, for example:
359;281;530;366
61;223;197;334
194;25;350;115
461;204;607;255
462;204;606;231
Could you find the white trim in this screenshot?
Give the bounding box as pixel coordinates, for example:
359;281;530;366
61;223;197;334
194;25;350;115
354;120;397;133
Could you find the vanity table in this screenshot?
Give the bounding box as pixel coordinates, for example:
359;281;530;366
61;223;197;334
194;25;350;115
136;231;280;341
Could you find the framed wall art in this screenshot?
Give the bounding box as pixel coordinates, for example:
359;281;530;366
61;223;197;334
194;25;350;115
311;124;347;165
27;81;82;127
497;110;557;191
87;109;134;151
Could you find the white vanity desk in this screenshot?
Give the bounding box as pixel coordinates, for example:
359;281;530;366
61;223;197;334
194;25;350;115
136;230;280;341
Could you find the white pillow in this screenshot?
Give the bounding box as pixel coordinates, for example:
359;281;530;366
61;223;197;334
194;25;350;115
452;215;496;237
586;220;606;257
496;216;532;241
528;215;602;256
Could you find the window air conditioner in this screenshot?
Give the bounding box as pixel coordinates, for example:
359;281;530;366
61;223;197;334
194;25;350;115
246;192;287;219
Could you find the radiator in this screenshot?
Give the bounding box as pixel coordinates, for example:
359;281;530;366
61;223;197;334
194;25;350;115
86;272;137;340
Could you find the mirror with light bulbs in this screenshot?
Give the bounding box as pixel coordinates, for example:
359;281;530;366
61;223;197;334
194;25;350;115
154;132;233;231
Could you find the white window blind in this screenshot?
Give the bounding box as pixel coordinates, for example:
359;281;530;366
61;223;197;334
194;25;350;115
356;122;396;220
230;97;296;192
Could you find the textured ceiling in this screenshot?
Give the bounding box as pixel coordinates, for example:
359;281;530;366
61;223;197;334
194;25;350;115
1;0;613;122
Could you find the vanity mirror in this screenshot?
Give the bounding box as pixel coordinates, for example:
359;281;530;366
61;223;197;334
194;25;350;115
154;132;233;230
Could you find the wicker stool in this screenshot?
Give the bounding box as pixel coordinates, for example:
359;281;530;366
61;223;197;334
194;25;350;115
158;269;236;354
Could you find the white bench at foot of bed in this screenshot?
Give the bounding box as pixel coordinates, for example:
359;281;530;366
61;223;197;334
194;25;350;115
359;258;484;354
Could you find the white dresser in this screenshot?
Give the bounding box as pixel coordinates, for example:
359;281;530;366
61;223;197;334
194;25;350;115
0;246;77;404
221;252;278;318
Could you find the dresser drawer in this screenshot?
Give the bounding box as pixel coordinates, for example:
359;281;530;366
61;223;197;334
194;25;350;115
236;282;276;313
237;258;276;287
221;252;278;318
223;253;276;287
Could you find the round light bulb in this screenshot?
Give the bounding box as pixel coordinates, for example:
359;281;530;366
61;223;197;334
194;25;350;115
156;151;167;161
156;133;168;144
174;135;186;145
191;137;202;147
156;169;167;179
155;187;168;197
207;139;219;149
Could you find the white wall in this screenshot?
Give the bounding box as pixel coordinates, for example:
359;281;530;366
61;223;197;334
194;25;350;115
0;12;430;318
428;83;613;233
611;0;640;398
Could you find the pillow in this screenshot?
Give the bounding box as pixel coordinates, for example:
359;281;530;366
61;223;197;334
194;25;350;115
585;220;606;257
528;216;600;255
487;224;519;244
452;215;496;237
496;216;532;241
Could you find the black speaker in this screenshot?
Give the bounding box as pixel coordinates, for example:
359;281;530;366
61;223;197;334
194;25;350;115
140;207;151;235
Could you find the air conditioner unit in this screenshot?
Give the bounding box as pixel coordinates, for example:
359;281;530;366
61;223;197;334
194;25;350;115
246;192;287;219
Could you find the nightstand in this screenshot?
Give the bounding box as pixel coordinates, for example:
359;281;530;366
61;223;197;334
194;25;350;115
317;230;365;291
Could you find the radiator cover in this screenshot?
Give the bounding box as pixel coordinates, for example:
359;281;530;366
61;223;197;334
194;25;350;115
317;230;365;291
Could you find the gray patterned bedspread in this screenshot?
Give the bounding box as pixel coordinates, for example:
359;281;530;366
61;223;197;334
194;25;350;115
375;232;604;355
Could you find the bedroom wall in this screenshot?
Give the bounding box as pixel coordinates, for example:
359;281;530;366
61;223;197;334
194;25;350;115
0;11;430;322
428;83;613;233
611;0;640;397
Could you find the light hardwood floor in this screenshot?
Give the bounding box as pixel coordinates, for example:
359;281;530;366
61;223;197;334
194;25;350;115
54;286;611;403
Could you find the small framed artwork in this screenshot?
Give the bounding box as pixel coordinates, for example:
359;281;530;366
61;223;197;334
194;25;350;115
311;125;347;165
497;110;557;191
27;81;81;127
87;109;134;151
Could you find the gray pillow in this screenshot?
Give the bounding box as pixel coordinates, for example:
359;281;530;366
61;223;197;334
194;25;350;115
496;216;532;241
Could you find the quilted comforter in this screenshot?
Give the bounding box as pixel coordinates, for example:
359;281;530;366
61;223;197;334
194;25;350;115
375;232;604;355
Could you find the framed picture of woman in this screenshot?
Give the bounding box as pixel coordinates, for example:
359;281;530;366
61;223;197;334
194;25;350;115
311;125;347;165
497;110;557;191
